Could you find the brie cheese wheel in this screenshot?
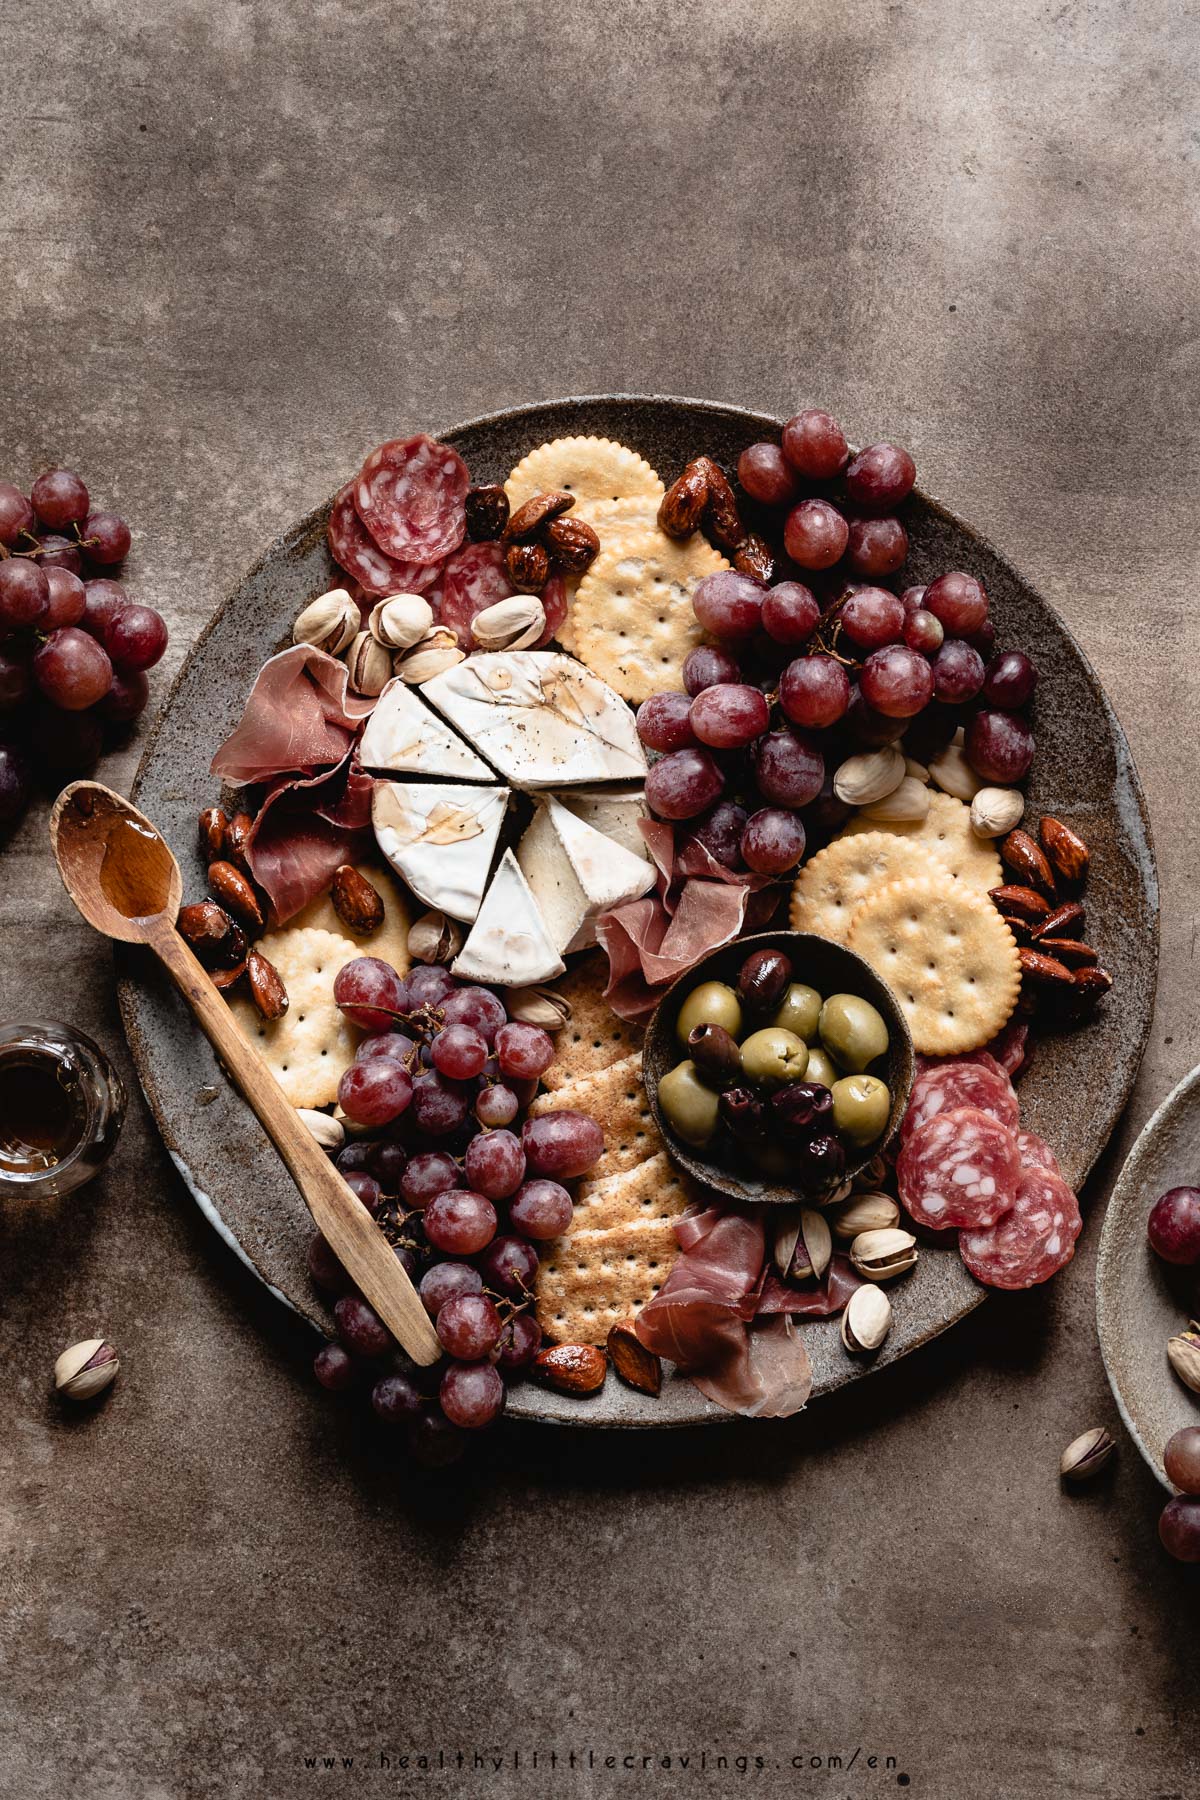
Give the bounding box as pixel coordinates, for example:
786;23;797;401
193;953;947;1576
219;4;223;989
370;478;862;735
452;849;566;987
358;679;494;782
517;797;657;954
557;784;650;863
372;781;508;923
421;651;647;789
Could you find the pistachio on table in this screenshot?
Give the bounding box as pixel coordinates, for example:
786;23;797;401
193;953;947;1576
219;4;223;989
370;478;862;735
471;595;546;652
1060;1427;1116;1482
54;1338;119;1402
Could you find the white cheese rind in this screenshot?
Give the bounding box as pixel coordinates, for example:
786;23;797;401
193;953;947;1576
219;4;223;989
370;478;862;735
358;679;495;781
372;781;508;923
451;849;566;987
517;796;657;954
420;651;647;790
557;784;650;862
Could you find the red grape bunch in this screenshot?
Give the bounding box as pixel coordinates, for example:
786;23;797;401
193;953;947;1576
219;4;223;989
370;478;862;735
635;407;1039;870
306;955;602;1467
0;467;168;829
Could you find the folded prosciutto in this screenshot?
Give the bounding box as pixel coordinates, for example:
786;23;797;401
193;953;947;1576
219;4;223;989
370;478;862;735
245;754;375;923
634;1206;813;1418
211;645;377;786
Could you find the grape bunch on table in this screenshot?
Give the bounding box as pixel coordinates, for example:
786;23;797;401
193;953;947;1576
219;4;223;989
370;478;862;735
0;467;169;828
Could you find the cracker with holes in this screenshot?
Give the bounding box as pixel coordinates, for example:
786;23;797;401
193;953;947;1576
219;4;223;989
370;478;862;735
845;874;1021;1055
568;512;728;703
789;831;933;945
504;436;664;515
290;859;413;974
227;927;361;1107
839;791;1002;896
540;950;644;1089
528;1053;656;1184
536;1215;683;1346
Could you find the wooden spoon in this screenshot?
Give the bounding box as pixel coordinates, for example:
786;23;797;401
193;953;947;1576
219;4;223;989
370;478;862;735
49;780;440;1366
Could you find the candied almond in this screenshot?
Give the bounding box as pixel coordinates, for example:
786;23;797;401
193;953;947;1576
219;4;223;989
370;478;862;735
606;1322;662;1397
531;1343;607;1396
246;949;288;1020
198;806;228;864
1039;815;1090;884
503;490;574;543
208;859;265;931
657;466;709;539
331;864;384;934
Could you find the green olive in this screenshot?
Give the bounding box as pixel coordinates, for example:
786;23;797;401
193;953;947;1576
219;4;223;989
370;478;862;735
769;982;823;1044
739;1027;809;1089
677;980;742;1048
830;1074;892;1146
819;992;890;1074
658;1060;721;1147
804;1046;839;1088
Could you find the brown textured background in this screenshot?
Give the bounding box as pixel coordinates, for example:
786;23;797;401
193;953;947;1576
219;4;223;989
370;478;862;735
2;2;1198;1796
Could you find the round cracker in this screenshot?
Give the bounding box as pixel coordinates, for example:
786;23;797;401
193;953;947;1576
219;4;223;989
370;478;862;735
227;927;361;1109
838;790;1002;895
789;831;934;945
568;513;728;703
556;498;663;655
845;875;1021;1055
289;858;412;974
504;437;663;514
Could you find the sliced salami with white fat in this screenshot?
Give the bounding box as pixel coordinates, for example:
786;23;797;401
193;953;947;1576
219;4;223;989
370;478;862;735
353;435;468;564
327;484;442;597
959;1166;1081;1289
1015;1129;1063;1178
897;1105;1021;1231
902;1054;1019;1144
984;1018;1030;1079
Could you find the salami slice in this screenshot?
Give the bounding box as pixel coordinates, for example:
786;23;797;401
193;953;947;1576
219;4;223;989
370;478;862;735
984;1019;1030;1080
439;542;517;650
537;573;568;647
327;484;442;598
1015;1129;1063;1178
902;1056;1019;1144
897;1105;1021;1230
353;435;468;564
960;1166;1081;1289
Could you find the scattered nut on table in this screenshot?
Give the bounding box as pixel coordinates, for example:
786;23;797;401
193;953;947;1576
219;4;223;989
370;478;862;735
54;1338;120;1402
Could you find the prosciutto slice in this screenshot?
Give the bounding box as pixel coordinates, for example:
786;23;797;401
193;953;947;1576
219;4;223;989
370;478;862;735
245;755;375;923
211;646;376;786
757;1255;864;1317
634;1206;812;1418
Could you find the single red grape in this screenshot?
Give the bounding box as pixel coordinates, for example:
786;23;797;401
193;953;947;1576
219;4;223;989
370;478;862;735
691;571;764;641
402;1150;462;1208
1164;1427;1200;1495
845;442;916;513
637;690;698;751
477;1233;539;1299
431;1023;488;1080
439;1361;505;1429
682;800;748;871
0;558;49;628
441;985;506;1043
783;498;848;570
968;618;996;660
859;644;934;718
903;608;943;654
841;586;905;649
81;578;128;639
82;510;131;565
464;1128;526;1200
476;1083;519;1127
356;1029;416;1065
495;1022;555;1080
342;1169;383;1213
496;1310;542;1370
36;533;83;575
31;468;89;530
42;567;86;629
1147;1188;1200;1265
689;683;770;750
644;747;724;820
405;965;457;1009
369;1141;408;1193
682;643;740;695
899;584;927;613
411;1069;471;1135
846;516;908;578
741;807;806;874
0;483;34;548
419;1260;483;1318
1159;1497;1200;1563
333;1295;393;1358
761;581;820;646
779;655;850;729
924;571;989;636
313;1343;359;1391
964;709;1034;783
371;1372;424;1424
33;627;113;710
983;650;1038;709
436;1292;503;1360
306;1231;353;1295
780;409;848;480
752;728;825;807
737;442;799;507
99;669;149;724
931;638;986;704
104;603;168;672
333;956;405;1031
509;1178;574;1239
337;1059;412;1126
522;1110;604;1179
0;649;31;712
424;1189;497;1255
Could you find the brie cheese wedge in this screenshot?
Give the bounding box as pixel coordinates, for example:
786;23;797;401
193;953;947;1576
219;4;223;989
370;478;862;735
452;849;566;987
358;679;494;782
517;796;657;954
420;651;647;789
557;784;650;863
372;781;508;923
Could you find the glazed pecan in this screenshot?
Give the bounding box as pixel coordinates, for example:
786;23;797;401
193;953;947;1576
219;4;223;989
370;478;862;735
505;541;551;592
657;466;709;540
465;484;510;541
503;490;574;542
543;515;600;574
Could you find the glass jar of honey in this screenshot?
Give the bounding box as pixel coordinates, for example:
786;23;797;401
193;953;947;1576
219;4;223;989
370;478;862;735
0;1021;126;1200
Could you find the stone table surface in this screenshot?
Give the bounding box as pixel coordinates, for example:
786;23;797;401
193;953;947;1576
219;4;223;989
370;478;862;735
2;2;1199;1796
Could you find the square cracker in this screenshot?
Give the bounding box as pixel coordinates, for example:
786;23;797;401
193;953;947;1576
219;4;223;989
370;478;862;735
839;792;1002;896
536;1215;682;1345
227;926;362;1107
540;950;644;1090
289;858;413;975
529;1053;658;1185
571;1150;693;1234
789;831;933;945
845;874;1020;1055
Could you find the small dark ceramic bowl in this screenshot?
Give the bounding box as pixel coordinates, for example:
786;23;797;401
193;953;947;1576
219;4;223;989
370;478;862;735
643;929;914;1204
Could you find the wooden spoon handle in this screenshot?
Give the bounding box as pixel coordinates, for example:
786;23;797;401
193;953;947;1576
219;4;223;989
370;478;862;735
151;924;440;1365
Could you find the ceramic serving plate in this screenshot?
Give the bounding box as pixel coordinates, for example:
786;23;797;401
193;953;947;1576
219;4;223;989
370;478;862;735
119;395;1159;1427
1097;1064;1200;1488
